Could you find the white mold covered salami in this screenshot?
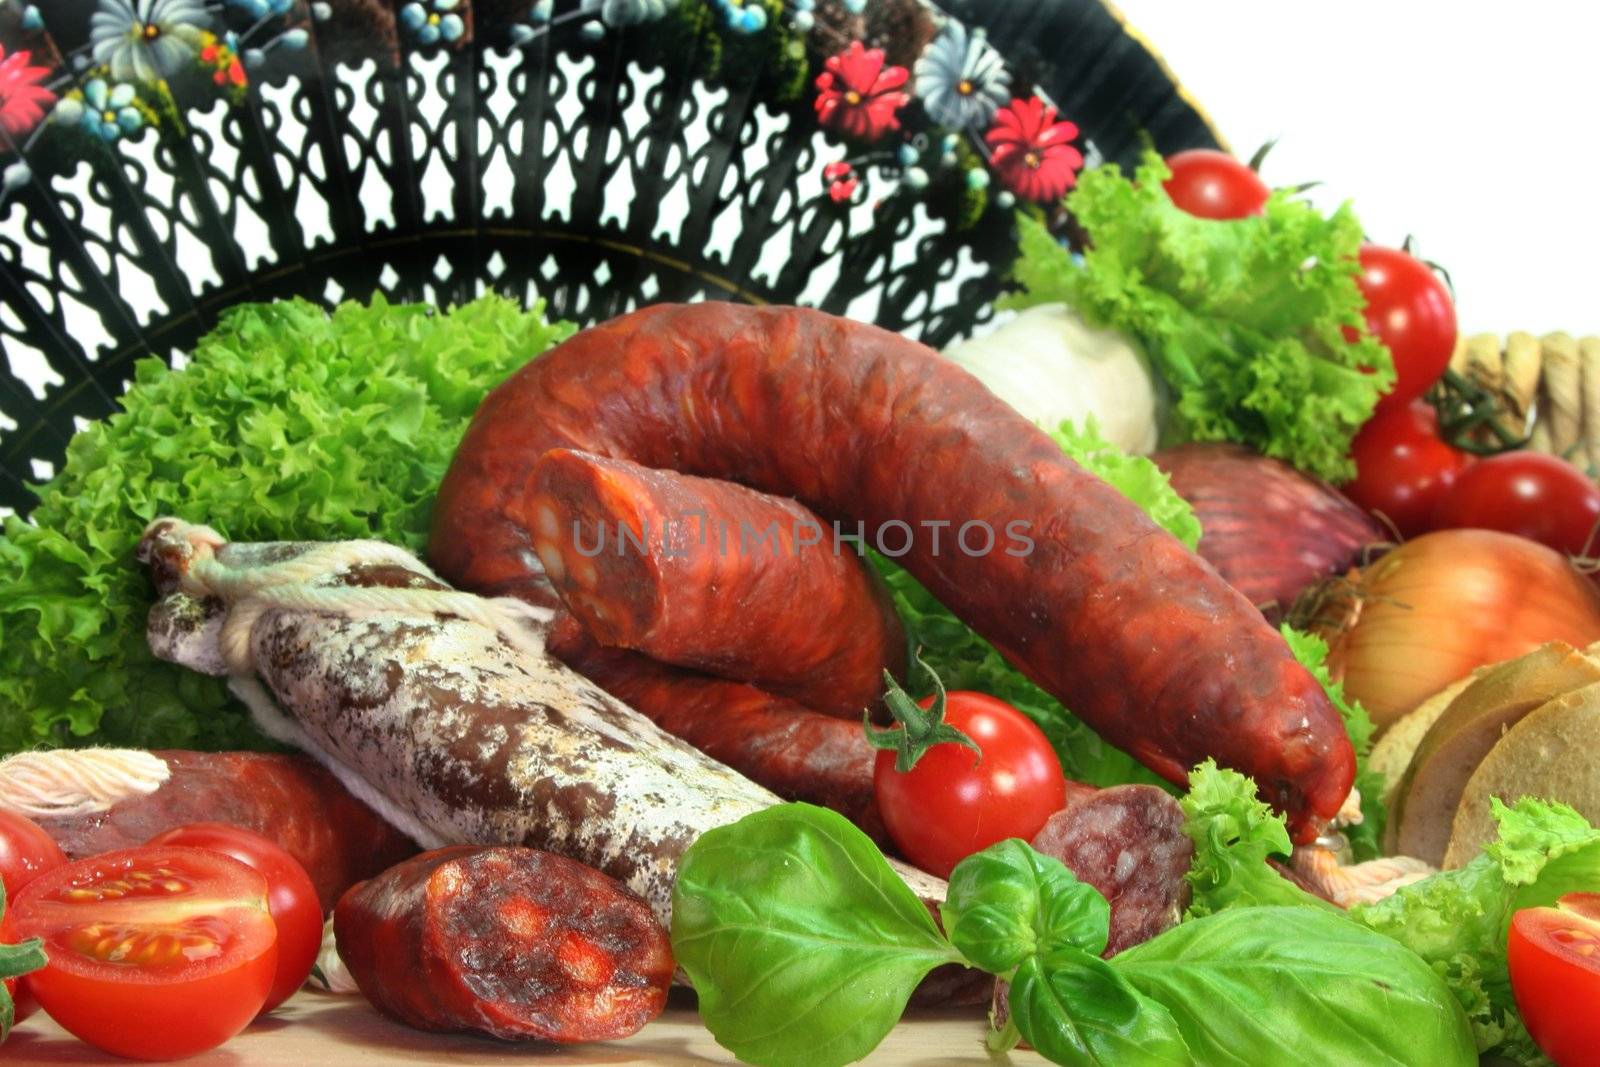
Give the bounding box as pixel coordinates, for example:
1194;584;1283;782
136;518;946;926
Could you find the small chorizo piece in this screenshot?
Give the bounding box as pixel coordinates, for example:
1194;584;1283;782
528;448;906;718
334;846;674;1042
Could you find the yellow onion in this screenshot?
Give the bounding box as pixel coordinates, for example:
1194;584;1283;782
1311;529;1600;732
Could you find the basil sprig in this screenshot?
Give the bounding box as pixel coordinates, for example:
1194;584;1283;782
0;882;46;1043
671;803;1476;1067
940;838;1189;1065
671;805;962;1067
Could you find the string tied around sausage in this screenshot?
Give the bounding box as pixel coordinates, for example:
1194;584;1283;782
0;748;173;819
1290;846;1435;907
142;518;556;676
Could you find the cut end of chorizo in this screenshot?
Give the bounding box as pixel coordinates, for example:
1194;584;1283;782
335;846;674;1043
527;446;905;718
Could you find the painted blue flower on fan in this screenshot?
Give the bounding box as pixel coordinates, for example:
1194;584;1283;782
914;21;1010;131
54;79;144;143
88;0;210;84
225;0;294;19
399;0;465;45
712;0;768;33
581;0;678;27
2;161;30;192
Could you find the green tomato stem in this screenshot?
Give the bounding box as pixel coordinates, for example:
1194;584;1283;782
862;650;980;774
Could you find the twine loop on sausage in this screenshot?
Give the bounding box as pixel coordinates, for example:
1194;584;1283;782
1291;846;1434;908
146;519;555;676
0;749;172;818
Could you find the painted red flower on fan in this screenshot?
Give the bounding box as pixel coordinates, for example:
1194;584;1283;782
823;161;858;203
814;42;909;142
985;96;1083;204
0;46;55;138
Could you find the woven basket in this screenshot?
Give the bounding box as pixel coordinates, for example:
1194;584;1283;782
0;0;1216;514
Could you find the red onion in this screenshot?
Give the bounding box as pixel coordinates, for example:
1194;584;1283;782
1153;443;1384;622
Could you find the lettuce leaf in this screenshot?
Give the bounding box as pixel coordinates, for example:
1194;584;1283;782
1352;797;1600;1063
0;296;574;753
1184;758;1597;1065
1050;417;1201;551
875;418;1197;787
1279;625;1387;860
1179;759;1333;918
1007;152;1392;482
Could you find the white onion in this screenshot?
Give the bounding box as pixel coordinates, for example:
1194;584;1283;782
944;303;1160;455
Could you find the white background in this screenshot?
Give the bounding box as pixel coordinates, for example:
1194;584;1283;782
1114;1;1599;335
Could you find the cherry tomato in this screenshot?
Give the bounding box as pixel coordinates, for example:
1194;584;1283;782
1341;400;1470;538
1508;893;1600;1067
147;823;320;1013
874;692;1067;879
0;811;65;1027
1354;245;1457;414
1162;149;1269;220
1432;452;1600;558
14;846;277;1061
0;810;67;901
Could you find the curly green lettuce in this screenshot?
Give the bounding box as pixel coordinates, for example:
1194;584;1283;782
1183;759;1599;1065
1352;797;1600;1064
1178;759;1335;918
0;295;574;753
1007;152;1392;482
874;418;1196;787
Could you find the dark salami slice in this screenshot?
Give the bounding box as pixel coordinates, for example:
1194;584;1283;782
1030;785;1192;956
334;846;674;1042
528;448;906;719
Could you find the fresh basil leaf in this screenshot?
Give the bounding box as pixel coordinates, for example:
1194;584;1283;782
1009;949;1192;1067
1114;906;1477;1067
670;804;963;1067
942;839;1110;973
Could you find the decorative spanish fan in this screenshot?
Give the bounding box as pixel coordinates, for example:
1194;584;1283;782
0;0;1216;512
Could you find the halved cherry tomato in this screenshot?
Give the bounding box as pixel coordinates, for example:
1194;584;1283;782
1508;893;1600;1067
1432;451;1600;558
147;823;320;1013
873;690;1067;879
14;846;277;1061
0;810;65;1027
1162;149;1269;220
1341;400;1471;538
1354;244;1458;415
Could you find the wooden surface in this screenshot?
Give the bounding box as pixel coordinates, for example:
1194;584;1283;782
4;989;1047;1065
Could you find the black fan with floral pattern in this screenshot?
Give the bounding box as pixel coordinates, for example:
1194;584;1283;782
0;0;1217;513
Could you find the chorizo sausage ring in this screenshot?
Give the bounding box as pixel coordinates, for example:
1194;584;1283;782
430;303;1353;841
